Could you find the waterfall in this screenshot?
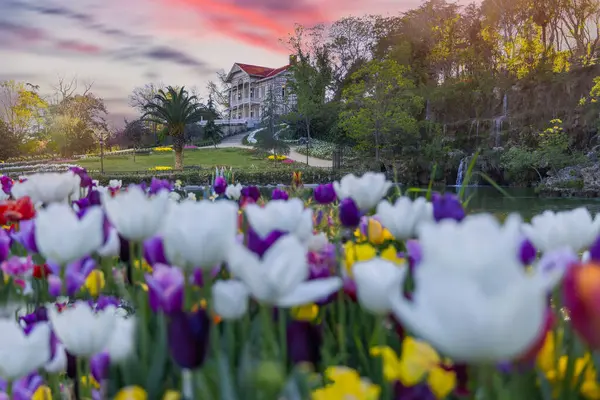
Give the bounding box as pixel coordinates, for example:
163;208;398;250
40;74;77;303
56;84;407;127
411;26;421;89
456;157;468;186
491;93;508;147
502;93;508;116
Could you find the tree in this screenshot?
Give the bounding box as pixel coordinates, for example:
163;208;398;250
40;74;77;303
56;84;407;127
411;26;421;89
142;86;209;170
255;85;289;157
0;119;20;160
0;80;48;141
339;59;423;163
288;42;333;147
202;96;223;148
206;70;231;114
129;83;165;145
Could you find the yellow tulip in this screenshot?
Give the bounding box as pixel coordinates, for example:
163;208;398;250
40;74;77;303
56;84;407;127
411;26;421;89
312;366;380;400
114;386;148;400
344;242;404;275
355;219;395;245
32;385;52;400
291;304;319;322
163;390;182;400
84;270;105;297
370;338;456;399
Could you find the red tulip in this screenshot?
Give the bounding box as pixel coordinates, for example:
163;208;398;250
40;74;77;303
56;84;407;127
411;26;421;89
563;262;600;349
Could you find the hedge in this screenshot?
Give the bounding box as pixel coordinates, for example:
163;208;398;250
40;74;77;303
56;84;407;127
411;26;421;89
90;166;365;186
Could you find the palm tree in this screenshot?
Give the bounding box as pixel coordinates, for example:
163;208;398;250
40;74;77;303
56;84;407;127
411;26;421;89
142;86;208;170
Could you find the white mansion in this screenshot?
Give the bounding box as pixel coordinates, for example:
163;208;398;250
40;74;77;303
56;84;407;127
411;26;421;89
224;57;297;127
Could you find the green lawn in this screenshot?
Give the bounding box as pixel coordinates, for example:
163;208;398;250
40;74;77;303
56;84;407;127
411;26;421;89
75;148;272;172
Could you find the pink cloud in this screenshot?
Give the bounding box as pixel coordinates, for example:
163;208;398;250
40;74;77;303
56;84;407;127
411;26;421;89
55;40;102;54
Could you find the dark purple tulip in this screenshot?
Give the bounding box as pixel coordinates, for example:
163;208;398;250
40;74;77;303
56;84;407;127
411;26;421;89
145;264;184;314
589;236;600;262
96;295;120;310
339;198;361;228
271;189;289;201
0;229;10;262
287;321;322;366
519;238;537;265
64;257;97;296
20;306;48;328
241;186;261;202
246;229;285;257
90;352;110;382
143;236;168;266
47;275;62;297
1;175;13;195
432;193;465;222
213;176;227;195
167;309;211;369
11;219;37;253
119;235;130;263
148;178;173;195
70;167;93;188
12;373;44;400
313;183;336;204
393;381;436;400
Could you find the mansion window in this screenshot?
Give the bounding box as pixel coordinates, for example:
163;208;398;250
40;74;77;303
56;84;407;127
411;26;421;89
250;88;254;98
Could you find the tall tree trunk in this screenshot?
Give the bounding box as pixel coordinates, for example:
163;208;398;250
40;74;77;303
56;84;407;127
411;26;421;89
173;135;184;170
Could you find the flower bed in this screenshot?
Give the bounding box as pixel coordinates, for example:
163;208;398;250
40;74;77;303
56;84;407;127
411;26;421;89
0;169;593;400
295;140;336;160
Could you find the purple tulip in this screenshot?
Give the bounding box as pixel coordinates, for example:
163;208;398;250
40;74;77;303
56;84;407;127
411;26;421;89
70;167;94;189
406;240;422;270
143;236;168;266
1;175;13;195
246;229;285;257
1;256;33;276
96;295;120;310
271;188;289;201
589;236;600;262
213;177;227;195
47;275;62;297
313;183;336;204
287;321;322;366
148;178;173;195
145;264;184;314
241;186;260;202
432;193;465;222
519;238;537;265
90;352;110;382
339;198;361;228
20;306;48;328
0;229;10;262
12;373;44;400
190;266;221;287
167;309;210;369
10;219;38;253
393;381;436;400
64;257;97;296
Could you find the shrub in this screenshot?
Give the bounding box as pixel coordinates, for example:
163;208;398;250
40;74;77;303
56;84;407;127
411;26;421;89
90;166;364;186
295;140;335;160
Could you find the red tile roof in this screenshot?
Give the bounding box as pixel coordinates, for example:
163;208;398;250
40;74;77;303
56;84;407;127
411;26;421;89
235;63;290;79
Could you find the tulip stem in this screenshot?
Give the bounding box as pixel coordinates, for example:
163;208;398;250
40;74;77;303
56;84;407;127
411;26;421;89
5;381;11;399
337;287;347;360
260;304;277;358
278;308;287;369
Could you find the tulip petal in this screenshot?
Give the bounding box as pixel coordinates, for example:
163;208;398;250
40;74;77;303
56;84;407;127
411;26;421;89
276;277;343;307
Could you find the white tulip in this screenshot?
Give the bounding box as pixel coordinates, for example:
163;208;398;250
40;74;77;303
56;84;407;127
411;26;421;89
522;207;600;253
307;232;328;252
227;236;342;307
35;204;104;265
212;280;249;320
44;343;67;373
104;316;136;363
162;200;238;269
169;191;181;202
225;183;242;200
108;180;122;189
353;258;405;314
97;227;121;258
245;198;313;242
49;301;117;357
11;172;80;204
582;250;591;263
333;172;392;211
389;266;551;363
104;186;169;241
376;197;434;239
417;213;526;292
186;192;197;201
0;319;51;381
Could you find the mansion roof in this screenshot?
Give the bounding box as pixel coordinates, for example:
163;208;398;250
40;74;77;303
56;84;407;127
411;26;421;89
226;63;290;83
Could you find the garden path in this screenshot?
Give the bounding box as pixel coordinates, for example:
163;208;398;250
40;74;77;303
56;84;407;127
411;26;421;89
198;132;332;168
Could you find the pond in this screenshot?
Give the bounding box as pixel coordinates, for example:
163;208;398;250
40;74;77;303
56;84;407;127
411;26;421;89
184;185;600;220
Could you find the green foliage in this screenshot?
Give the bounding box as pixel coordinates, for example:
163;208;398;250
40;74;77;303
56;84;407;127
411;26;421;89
91;166;362;186
142;86;210;169
254;90;289;156
339;59;423;162
202;97;224;148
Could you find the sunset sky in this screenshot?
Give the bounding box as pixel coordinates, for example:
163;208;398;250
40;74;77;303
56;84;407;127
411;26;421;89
2;0;439;125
